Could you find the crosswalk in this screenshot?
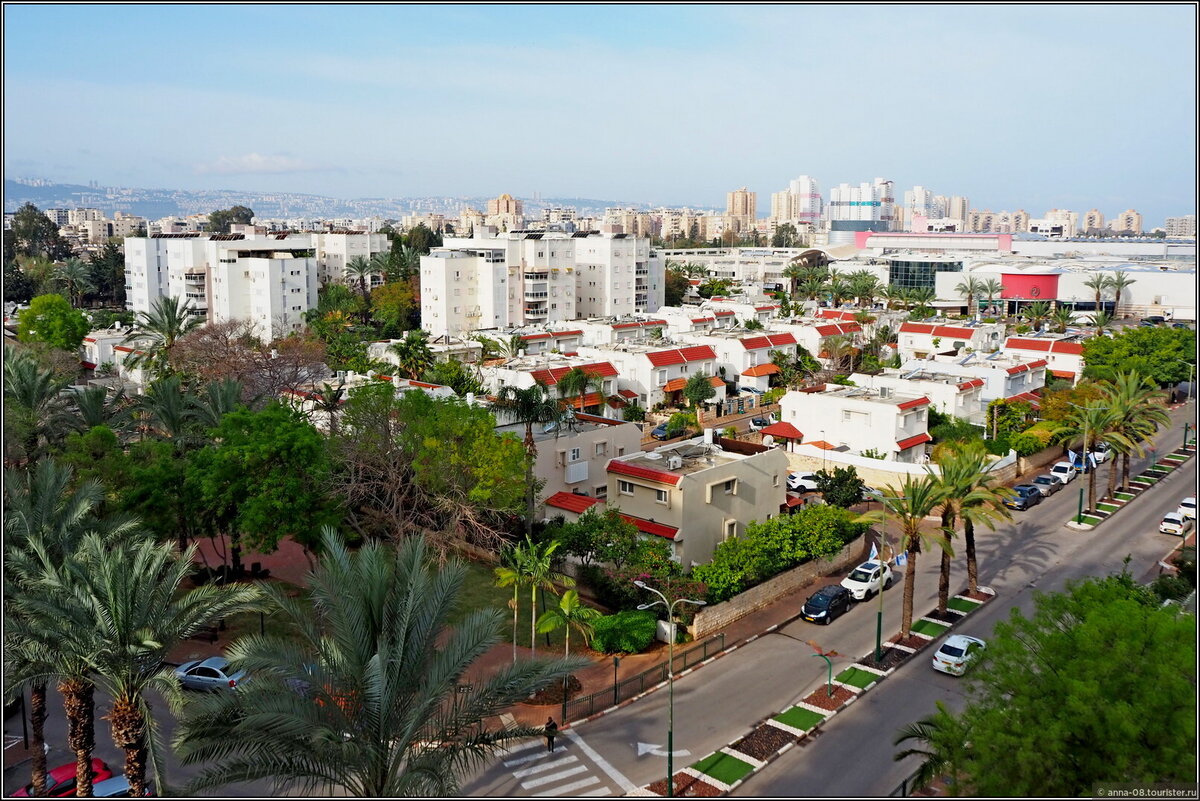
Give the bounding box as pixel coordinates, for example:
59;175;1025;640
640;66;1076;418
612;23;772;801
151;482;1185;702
496;733;627;797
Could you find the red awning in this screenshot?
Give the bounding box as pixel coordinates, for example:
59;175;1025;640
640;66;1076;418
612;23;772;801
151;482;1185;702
663;377;687;392
544;492;602;515
1050;369;1076;380
741;363;780;377
896;432;933;451
761;421;803;439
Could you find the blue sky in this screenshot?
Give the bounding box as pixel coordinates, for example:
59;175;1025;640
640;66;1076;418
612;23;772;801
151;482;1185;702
4;4;1196;224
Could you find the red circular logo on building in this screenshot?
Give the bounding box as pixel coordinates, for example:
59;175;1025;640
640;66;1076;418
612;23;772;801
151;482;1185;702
1029;286;1041;297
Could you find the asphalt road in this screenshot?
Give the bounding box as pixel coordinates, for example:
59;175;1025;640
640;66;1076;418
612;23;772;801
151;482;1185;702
461;405;1197;798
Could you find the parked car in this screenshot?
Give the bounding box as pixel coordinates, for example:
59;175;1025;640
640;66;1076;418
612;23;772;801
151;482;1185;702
1003;484;1043;511
1178;497;1196;520
861;486;885;502
1050;461;1078;484
1070;452;1106;472
801;585;853;625
1171;322;1191;330
14;759;112;797
840;560;894;601
1142;315;1167;326
92;775;154;797
1031;474;1064;497
931;635;987;676
1093;442;1112;462
1159;512;1194;537
174;656;246;691
787;471;821;492
650;423;670;440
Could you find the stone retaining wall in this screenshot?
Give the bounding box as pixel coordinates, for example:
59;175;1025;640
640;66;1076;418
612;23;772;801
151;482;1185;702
689;536;869;639
1016;443;1065;478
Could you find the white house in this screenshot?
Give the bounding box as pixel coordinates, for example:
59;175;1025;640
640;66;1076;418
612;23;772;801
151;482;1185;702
898;353;1048;408
777;384;933;462
1003;335;1085;384
577;343;719;409
849;368;987;425
895;321;1005;361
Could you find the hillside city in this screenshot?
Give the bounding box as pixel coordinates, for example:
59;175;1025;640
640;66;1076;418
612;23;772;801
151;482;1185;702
4;171;1196;798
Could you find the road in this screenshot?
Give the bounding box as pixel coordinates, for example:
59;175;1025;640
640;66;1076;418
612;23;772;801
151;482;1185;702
461;406;1196;797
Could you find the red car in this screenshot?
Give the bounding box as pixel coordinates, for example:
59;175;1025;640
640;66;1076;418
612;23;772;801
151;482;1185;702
13;758;113;797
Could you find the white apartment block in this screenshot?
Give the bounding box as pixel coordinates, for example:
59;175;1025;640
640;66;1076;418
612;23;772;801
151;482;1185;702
312;231;391;284
671;329;798;392
778;384;933;463
849;368;987;426
420;229;663;338
1165;215;1196;238
895;321;1005;362
898;353;1048;406
124;233;320;343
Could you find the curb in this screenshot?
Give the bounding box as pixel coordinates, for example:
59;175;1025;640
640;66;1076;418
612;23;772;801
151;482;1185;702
1060;446;1194;533
635;587;996;796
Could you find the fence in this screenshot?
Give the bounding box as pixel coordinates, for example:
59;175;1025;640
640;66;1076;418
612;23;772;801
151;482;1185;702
559;633;727;723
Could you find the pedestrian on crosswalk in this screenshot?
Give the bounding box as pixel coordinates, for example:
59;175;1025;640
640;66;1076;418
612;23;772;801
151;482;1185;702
544;717;558;752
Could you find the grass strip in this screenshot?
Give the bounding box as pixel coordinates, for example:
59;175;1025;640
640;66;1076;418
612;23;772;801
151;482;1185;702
910;618;951;637
691;751;755;785
947;596;981;613
773;705;827;731
835;666;878;689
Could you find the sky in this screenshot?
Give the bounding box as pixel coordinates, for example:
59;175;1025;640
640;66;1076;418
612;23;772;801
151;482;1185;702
4;4;1196;225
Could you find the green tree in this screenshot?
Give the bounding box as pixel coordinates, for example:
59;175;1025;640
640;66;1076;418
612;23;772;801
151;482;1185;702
344;255;376;311
189;402;336;572
1086;309;1114;334
388;329;434;379
1082;273;1112;313
421;359;485;397
206;205;254;234
17;293;90;351
121;295;205;377
555;366;604;411
4;260;36;303
403;222;442;254
1057;400;1115;512
954;276;983;317
493;384;563;536
664;267;689;306
1022;300;1052;331
3;345;71;464
1101;371;1170;492
980;278;1003;315
682;370;716;409
813;466;866;508
173;530;587;797
1108;271;1136;317
771;223;799;248
6;202;72;261
947;573;1195;796
88;240;126;306
1049;305;1075;333
511;537;574;658
370;281;416;337
893;701;973;795
537;589;601;659
1082;326;1195;386
552;507;641;569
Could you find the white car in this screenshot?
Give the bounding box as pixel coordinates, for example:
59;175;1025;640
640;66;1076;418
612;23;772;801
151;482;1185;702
840;560;894;601
1178;497;1196;520
1092;443;1112;463
931;635;986;676
1159;512;1194;537
1050;461;1078;484
787;472;821;492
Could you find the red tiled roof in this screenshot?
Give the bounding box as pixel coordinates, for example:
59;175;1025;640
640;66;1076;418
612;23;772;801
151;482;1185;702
1005;359;1048;375
761;421;803;439
563;392;604;410
900;322;935;334
646;346;717;367
785;494;806;507
553;329;584;337
692;317;715;324
899;322;976;338
663;377;688;392
740;333;797;350
714;310;735;317
608;459;683;486
815;322;862;337
530;361;619;385
1009;391;1042;409
805;440;837;450
618;389;639;399
545;492;602;515
957;378;985;391
741;363;780;377
897;396;931;410
619;513;679;540
1005;337;1084;355
114;345;134;353
817;309;859;320
521;333;551;341
896;432;932;450
709;376;725;388
755;305;779;311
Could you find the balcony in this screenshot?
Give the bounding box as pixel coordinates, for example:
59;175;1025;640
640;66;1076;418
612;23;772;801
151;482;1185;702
524;291;549;299
525;271;549;280
525;307;549;317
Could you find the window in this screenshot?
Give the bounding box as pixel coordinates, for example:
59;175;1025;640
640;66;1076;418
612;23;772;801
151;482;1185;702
773;474;780;487
724;479;736;495
595;442;607;456
595;485;608;499
618;480;634;496
843;410;852;422
569;447;581;462
656;489;668;504
724;520;737;541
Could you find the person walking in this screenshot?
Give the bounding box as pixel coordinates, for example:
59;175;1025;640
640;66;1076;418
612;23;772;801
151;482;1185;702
544;717;558;752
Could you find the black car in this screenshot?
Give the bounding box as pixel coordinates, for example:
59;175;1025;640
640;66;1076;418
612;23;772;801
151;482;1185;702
801;585;852;625
1004;484;1043;511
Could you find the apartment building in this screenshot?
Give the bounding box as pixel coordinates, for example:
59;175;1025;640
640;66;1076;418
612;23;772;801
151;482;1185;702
1165;215;1196;238
1083;209;1106;233
420;229;663;338
576;342;718;409
485;193;524;231
895;321;1005;361
1109;209;1144;234
726;187;757;233
124;232;320;343
848;368;987;426
778;384;933;463
897;353;1048;406
546;435;790;568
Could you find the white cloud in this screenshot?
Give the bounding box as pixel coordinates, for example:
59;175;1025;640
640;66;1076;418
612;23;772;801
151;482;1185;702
194;153;329;176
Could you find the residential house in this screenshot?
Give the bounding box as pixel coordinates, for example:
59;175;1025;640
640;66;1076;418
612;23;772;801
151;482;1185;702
777;384;933;462
1003;335;1085;385
576;342;720;409
895;321;1005;361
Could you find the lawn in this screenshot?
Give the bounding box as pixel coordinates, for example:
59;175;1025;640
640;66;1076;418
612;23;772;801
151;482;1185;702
691;751;755;785
773;705;827;732
1115;492;1136;501
455;559;574;653
834;666;877;689
910;618;950;637
1079;515;1104;526
1097;503;1120;514
947;596;981;613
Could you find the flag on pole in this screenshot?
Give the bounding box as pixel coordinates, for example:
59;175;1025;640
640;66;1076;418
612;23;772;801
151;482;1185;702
895;550;908;567
869;542;879;562
1067;449;1078;464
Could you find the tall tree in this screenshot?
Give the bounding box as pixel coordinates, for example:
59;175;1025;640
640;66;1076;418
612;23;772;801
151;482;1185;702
206;205;255;235
3;345;71;465
57;258;95;308
1059;400;1115;512
513;537;574;658
17;293;91;351
6;202;72;261
1022;300;1052;331
173;530;587;797
1082;273;1112;313
1107;271;1136;318
122;296;204;377
388;329;434;379
1101;371;1169;492
492;384;563;536
682;370;716;409
343;255;375;311
555;366;603;412
1049;305;1075;333
954;277;983;317
980;279;1003;315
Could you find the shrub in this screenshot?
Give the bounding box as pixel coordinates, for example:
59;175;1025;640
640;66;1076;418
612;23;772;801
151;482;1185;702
762;387;786;405
829;375;855;386
1010;432;1048;457
590;609;658;654
984;434;1012;456
722;426;738;439
622;404;646;422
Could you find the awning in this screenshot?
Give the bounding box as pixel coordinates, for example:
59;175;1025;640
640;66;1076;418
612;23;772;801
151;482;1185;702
896;432;933;451
1050;369;1076;380
761;421;803;439
741;363;780;377
663;377;687;392
619;513;679;540
544;492;602;515
805;440;837;450
1009;391;1042;410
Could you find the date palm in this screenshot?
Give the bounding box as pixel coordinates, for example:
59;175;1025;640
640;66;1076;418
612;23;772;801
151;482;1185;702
493;383;563;536
954;276;983;317
1108;271;1136;318
122;296;204;377
893;701;973;795
825;276;850;306
66;384;133;437
847;272;881;308
1060;401;1115;512
855;475;948;638
1049;306;1075;333
980;279;1002;315
173;529;587;797
908;286;936;315
1087;310;1115;335
930;445;1014;600
58;258;95;307
311;380;347;436
798;278;826;303
1083;273;1112;314
556;366;603;413
191;378;246;433
388;329;434;379
344;255;375;309
1022;300;1051;331
1102;371;1169;492
4;345;71;464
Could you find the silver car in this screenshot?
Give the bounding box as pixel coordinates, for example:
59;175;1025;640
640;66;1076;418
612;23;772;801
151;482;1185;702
1031;474;1063;497
174;656;246;691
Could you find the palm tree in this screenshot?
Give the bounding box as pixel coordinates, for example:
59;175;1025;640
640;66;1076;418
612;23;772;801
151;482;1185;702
1108;271;1136;318
556;367;603;413
173;529;587;797
825;276;850;306
879;285;905;311
136;375;195;444
1087;310;1115;335
1102;371;1169;492
493;384;563;536
930;445;1014;600
311;380;347;436
536;589;601;659
66;384;133;436
191;378;246;433
680;261;709;279
30;535;261;798
1022;300;1052;331
4;346;71;464
798;278;826;303
908;286;936;316
344;255;375;309
782;262;806;296
388;330;434;379
493;549;524;665
1049;306;1075;333
893;701;972;795
855;475;946;638
847;272;881;308
1060;401;1115;512
1083;273;1112;314
822;333;857;374
392;245;422;281
954;276;983;317
515;537;574;658
980;279;1002;315
122;296;204;377
498;334;526;360
58;258;95;307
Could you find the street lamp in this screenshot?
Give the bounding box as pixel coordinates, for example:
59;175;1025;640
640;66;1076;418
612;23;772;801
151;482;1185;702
635;580;706;798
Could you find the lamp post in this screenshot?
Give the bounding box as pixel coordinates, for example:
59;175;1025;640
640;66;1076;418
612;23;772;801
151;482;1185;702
820;429;827;472
635;580;706;798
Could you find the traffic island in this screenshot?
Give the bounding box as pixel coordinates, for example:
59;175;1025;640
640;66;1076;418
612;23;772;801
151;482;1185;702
1064;445;1194;532
636;587;996;796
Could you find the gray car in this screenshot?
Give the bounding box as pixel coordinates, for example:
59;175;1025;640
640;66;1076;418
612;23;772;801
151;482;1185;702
1031;474;1063;497
174;656;246;691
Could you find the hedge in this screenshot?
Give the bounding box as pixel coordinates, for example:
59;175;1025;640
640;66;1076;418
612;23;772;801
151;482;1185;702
590;609;658;654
